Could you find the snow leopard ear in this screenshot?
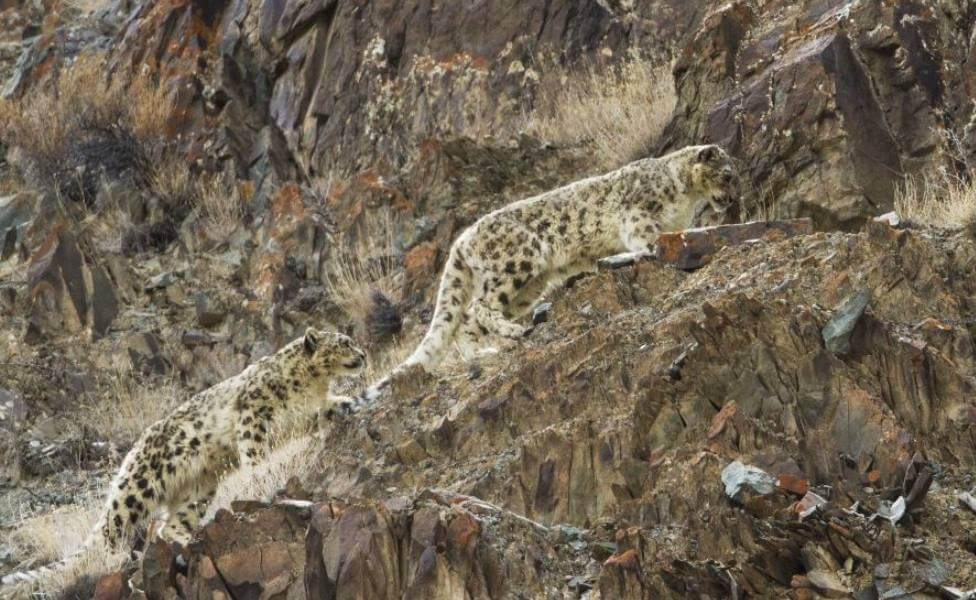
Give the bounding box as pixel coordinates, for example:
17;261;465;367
697;146;716;162
303;328;319;355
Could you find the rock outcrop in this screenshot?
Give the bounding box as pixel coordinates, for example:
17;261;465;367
663;0;976;229
82;220;976;599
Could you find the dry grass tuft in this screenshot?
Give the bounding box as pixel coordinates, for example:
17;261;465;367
741;182;780;223
895;125;976;229
4;498;127;599
208;436;316;516
81;372;187;447
324;209;399;326
525;52;676;170
896;172;976;228
195;174;246;241
0;53;176;205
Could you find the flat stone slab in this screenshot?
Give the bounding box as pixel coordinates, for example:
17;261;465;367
655;218;814;270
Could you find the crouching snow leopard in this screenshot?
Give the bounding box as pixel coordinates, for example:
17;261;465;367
1;328;366;587
363;144;737;398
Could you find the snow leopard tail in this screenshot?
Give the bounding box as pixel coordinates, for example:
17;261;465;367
358;244;472;402
1;541;93;587
2;502;125;588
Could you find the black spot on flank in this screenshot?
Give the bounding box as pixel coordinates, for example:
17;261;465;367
444;312;453;322
125;495;136;507
531;239;541;251
478;325;489;335
258;423;267;433
247;449;257;458
499;293;509;305
114;515;123;527
483;282;489;293
504;261;516;274
242;431;251;439
242;416;252;425
129;512;139;524
112;500;119;509
205;433;212;441
557;224;568;235
137;478;148;489
520;261;533;273
190;438;201;448
453;258;464;270
514;278;524;289
167;464;176;474
536;220;551;233
254;434;263;443
142;489;155;499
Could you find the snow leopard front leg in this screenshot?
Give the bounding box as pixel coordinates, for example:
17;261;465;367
617;219;658;258
323;393;366;418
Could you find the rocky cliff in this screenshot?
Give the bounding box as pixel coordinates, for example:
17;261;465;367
1;0;976;598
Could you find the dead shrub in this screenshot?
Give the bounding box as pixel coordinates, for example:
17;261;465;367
525;52;677;170
0;54;176;206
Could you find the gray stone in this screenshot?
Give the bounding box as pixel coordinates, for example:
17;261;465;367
721;460;776;503
822;290;871;355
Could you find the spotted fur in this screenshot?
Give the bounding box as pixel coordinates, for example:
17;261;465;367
362;144;736;397
2;328;366;587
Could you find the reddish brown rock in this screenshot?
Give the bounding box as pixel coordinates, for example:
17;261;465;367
655;219;814;270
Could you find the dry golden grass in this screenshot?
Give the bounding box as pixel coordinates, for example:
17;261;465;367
525;53;677;170
81;372;187;447
324;209;399;325
208;435;316;516
896;170;976;229
3;498;127;599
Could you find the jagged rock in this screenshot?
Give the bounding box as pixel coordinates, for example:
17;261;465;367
0;192;34;264
27;227;118;341
119;331;169;375
822;289;871;355
662;0;976;228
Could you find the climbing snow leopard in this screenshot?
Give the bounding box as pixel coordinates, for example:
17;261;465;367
364;144;737;396
1;328;366;587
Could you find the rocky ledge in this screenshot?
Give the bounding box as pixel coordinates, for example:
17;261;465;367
84;219;976;599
